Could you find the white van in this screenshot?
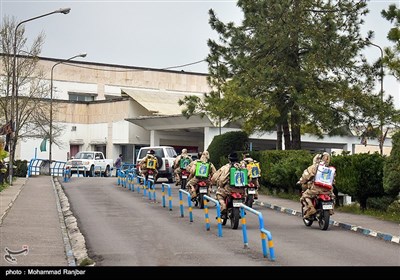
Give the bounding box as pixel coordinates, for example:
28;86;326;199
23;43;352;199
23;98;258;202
136;146;177;183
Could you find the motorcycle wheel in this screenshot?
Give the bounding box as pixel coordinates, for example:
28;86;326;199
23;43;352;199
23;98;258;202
199;194;205;209
230;208;240;230
245;194;254;208
318;210;330;230
221;216;228;225
301;205;314;227
181;178;187;190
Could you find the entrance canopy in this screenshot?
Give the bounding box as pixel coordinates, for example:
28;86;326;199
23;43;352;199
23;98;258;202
125;114;215;132
121;88;204;116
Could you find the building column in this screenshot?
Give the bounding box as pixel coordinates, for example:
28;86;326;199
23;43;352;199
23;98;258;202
150;130;160;146
203;127;212;151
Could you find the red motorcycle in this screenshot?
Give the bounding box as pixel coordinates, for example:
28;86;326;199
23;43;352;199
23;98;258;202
244;181;257;208
221;186;246;230
180;169;190;190
301;193;334;230
192;179;210;209
145;169;157;183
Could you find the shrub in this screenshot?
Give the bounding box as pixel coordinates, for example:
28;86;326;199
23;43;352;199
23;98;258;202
366;196;395;211
207;131;248;169
333;153;385;210
383;130;400;197
14;160;28;177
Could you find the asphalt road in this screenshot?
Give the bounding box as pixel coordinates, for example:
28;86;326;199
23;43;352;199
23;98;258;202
62;177;400;266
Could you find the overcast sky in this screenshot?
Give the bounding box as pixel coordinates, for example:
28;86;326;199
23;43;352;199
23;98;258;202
0;0;399;104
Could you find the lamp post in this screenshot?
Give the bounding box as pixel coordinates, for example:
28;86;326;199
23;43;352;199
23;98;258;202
49;53;87;175
9;8;71;185
367;40;384;155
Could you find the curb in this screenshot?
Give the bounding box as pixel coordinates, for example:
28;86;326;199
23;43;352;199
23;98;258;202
254;200;400;245
51;176;77;266
0;182;26;226
54;177;94;266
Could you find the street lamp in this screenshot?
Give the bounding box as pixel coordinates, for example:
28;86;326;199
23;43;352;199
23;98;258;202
49;53;87;175
366;39;384;155
9;8;71;185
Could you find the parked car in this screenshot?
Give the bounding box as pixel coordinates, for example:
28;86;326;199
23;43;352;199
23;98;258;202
136;146;177;183
65;151;113;177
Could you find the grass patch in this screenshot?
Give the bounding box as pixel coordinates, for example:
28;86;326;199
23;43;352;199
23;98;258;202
79;258;95;266
337;204;400;223
259;187;299;202
0;183;9;192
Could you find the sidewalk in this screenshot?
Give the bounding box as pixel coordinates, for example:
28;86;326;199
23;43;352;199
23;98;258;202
0;178;398;267
0;176;72;266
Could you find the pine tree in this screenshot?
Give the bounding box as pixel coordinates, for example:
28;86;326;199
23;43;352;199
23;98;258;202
180;0;398;150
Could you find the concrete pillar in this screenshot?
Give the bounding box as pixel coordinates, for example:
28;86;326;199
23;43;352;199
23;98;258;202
150;130;160;146
203;127;211;151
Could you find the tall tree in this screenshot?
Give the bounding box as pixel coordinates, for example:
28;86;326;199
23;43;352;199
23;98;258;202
180;0;397;150
381;4;400;80
0;16;63;167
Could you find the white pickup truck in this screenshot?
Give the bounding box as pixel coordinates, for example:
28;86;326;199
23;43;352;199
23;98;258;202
65;151;114;177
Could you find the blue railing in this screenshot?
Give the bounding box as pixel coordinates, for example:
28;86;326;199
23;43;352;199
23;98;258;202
240;203;275;261
161;183;173;211
147;178;156;201
178;189;193;222
27;158;66;177
203;195;223;237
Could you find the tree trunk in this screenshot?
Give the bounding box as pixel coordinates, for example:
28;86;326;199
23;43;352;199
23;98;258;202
282;119;291;150
290;107;302;150
276;124;282;150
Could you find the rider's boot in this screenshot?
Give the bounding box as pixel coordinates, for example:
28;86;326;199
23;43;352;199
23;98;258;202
304;206;316;218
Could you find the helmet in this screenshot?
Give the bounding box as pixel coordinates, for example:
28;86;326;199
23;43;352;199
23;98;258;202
228;152;239;162
147;149;155;155
321;152;331;165
200;150;209;162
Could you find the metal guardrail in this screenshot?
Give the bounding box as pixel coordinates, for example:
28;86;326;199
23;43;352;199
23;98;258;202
161;183;173;211
63;169;71;182
203;195;223;237
27;158;66;177
147;179;156;202
239;203;275;261
136;176;145;193
127;172;135;191
178;189;193;222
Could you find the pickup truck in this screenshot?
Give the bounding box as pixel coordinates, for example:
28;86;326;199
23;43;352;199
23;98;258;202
65;151;113;177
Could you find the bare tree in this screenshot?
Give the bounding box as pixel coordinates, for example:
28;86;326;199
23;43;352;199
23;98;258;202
0;16;64;169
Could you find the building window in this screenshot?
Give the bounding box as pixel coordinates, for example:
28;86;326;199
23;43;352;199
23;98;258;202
68;92;96;101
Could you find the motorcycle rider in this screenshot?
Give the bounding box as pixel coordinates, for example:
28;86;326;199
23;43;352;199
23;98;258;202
211;152;242;218
186;150;216;200
173;148;192;186
298;152;336;218
240;152;261;200
139;149;159;181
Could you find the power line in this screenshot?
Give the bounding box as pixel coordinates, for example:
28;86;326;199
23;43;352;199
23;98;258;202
162;59;206;70
61;58;208;73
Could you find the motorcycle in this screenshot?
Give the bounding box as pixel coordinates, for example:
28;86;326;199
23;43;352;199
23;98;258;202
144;169;157;188
180;169;190;190
301;193;334;230
221;186;246;230
192;179;210;209
244;181;257;208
